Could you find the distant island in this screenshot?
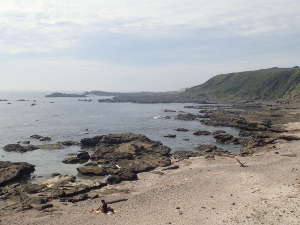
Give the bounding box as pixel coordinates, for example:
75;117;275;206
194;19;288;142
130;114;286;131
45;67;300;103
45;92;87;98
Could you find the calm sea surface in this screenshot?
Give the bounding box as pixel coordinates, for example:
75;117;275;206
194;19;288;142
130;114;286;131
0;91;239;178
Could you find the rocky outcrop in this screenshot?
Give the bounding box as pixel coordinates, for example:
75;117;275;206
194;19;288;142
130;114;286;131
78;134;172;183
81;133;151;147
0;161;35;186
0;175;105;212
214;134;240;144
3;143;65;153
175;113;199;121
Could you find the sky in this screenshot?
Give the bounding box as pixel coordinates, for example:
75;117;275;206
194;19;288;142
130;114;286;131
0;0;300;92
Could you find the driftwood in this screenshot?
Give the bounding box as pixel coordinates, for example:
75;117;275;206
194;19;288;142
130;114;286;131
235;157;247;167
107;198;128;204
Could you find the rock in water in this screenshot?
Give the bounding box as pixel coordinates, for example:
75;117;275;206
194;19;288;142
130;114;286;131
193;130;212;136
0;161;35;186
3;144;39;153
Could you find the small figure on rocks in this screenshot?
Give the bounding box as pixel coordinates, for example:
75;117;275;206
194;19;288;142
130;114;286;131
95;200;114;215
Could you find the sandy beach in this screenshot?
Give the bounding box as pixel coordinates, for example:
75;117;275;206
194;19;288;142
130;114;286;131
1;122;300;225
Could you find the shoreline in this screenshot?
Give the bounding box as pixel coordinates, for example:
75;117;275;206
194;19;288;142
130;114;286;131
1;103;300;224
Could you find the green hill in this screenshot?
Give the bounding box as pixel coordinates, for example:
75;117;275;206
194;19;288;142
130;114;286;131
182;67;300;102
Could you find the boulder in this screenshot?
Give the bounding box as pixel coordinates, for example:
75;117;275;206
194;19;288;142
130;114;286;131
0;161;35;186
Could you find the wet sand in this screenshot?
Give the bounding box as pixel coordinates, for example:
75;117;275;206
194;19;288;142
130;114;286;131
2;122;300;225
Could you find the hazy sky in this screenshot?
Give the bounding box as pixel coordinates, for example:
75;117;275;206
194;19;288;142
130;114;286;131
1;0;300;92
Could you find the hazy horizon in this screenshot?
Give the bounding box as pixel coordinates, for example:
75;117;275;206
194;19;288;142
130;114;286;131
1;0;300;92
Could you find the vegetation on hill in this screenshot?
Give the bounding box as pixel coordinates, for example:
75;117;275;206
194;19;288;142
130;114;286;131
182;67;300;102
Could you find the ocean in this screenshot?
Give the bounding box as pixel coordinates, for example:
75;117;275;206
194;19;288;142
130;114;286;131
0;91;239;179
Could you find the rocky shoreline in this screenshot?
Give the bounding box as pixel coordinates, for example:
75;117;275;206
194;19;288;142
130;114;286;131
1;102;300;217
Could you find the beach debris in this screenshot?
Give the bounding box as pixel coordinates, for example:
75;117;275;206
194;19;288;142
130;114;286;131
107;198;128;204
235;157;247;167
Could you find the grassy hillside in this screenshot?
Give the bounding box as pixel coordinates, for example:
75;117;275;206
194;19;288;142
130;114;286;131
182;67;300;101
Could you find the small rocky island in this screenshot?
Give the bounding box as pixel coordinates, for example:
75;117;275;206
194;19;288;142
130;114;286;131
45;92;87;98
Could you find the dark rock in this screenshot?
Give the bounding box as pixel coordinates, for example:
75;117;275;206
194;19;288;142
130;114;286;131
164;109;176;112
193;130;212;136
63;151;90;164
175;128;189;132
3;144;39;153
0;161;35;186
212;130;226;135
214;134;240;144
51;173;61;177
81;133;151;147
278;135;300;141
164;134;176;138
59;141;80;146
162;165;179;171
